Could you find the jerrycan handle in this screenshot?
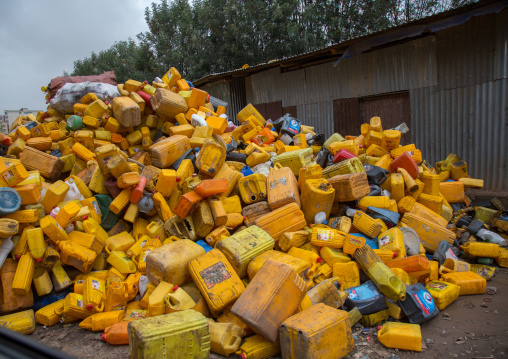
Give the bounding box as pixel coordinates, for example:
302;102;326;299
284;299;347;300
54;307;64;316
131;256;138;266
439;266;453;276
96;301;105;312
104;245;112;255
271;163;283;171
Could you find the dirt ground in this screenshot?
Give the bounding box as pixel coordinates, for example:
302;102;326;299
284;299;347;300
30;269;508;359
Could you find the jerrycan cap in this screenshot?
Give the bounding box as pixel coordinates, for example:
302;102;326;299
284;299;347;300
105;115;109;119
239;354;246;359
36;258;42;262
176;177;181;183
101;334;106;342
172;285;179;291
86;304;94;311
392;252;398;258
3;138;10;145
83;215;88;220
377;325;382;330
15;255;20;260
317;257;323;263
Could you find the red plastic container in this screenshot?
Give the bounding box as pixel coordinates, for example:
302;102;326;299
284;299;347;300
130;177;147;204
390;152;418;179
333;149;358;163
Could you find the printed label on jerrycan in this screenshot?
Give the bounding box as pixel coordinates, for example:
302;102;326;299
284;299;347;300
413;291;435;315
288;120;299;135
2;170;15;184
347;284;377;300
200;261;231;289
379;235;392;247
317;230;333;241
77;299;84;308
128;310;147;320
91;279;104;293
426;281;447;292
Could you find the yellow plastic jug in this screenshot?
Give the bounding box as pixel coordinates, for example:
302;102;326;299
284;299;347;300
461;242;499;258
310;226;345;249
35;299;64;327
426;280;460;310
79;310;125;331
41;180;69;214
208;319;244;357
301;178;335;224
332;262;360;289
104;278;130;312
148;281;174;317
83;276;106;312
107;251;137;275
378;228;406;259
377;322;422;351
26;227;46;262
235;334;281;359
238;173;267;204
164;285;197;313
105;231;135;254
12;253;35;295
353;211;383;238
440;271;486;295
0;310;36;335
320;247;351;266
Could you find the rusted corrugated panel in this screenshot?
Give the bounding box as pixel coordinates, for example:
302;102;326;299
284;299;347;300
410;79;507;191
436;9;507;90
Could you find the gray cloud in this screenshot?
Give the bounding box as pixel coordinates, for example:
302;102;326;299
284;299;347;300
0;0;152;113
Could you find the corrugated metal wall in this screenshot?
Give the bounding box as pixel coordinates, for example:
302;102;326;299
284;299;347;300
200;9;507;191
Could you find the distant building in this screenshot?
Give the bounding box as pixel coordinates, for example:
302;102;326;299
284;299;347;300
3;108;40;132
0;116;8;135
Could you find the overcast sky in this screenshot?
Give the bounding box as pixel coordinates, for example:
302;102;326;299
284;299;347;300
0;0;153;114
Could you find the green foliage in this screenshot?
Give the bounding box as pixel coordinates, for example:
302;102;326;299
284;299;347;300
71;0;477;83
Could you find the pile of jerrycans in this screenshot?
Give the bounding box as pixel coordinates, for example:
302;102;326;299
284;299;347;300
0;65;507;359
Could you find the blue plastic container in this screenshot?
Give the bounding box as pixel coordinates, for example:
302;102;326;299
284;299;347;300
351;233;379;249
241;166;253;176
0;188;22;216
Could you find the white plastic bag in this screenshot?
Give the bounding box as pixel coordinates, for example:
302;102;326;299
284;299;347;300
50;81;120;114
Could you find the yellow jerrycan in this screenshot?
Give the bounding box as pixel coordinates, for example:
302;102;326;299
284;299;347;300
266;163;301;210
208;319;244;357
440;271;486;295
41;180;69;214
377;322;422;351
306;277;348;308
378;228;406;259
58;293;91;320
32;267;53;296
58;241;96;273
35;299;64;327
189;249;245;317
353;211;383;238
79;310;125;331
238;173;267;204
298;164;322;190
0;310;36;335
310;226;345;249
148;281;174;317
357;196;391;212
320;247;351;266
301;178;335;224
353;245;406;301
272;148;316;176
83;276;106;313
426;280;460;310
26;227;46;262
107;251;137;275
12;253;35;296
104;277;130;312
105;231;135;254
247;250;312;283
196;141;226;176
235;334;281;359
332;262;360;289
164;285;196;313
461;242;499;258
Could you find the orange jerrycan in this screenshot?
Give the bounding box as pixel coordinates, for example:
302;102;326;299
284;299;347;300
378;322;422;351
398;196;449;228
328;172;370;202
301;178;335;224
298;164;322;190
231;259;307;342
208;319;244;357
189;249;245;317
440;271;486;295
83;276;106;312
266;164;301;210
79;310;125;331
102;321;130;345
215;226;275;278
280;303;354;359
255;202;306;243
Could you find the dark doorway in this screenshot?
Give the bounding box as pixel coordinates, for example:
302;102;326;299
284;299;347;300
253;101;283;122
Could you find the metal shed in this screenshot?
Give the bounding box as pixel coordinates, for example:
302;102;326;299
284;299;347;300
195;0;508;193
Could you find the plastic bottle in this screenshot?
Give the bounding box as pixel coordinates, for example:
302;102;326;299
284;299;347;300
49;207;60;218
477;229;508;247
138;275;150;297
102;321;130;345
64;178;84;201
313;212;327;225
